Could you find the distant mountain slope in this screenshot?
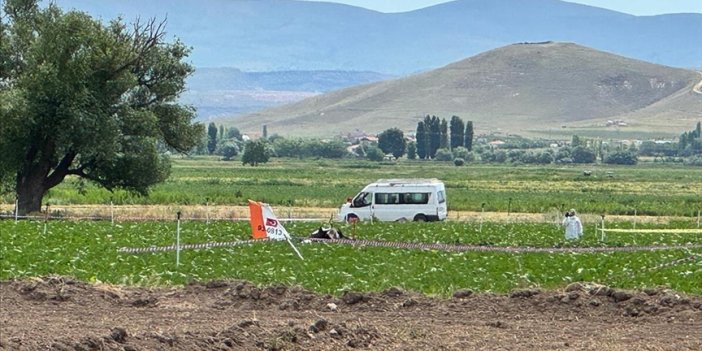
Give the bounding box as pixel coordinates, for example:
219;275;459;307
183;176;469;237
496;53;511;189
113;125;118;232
185;68;392;92
231;42;702;137
53;0;702;74
181;69;392;120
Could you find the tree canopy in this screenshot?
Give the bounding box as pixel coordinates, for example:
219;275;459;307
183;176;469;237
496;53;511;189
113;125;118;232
0;0;203;214
377;127;406;159
242;139;271;166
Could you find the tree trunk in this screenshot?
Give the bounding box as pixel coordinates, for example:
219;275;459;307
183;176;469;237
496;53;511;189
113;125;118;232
15;164;72;216
16;171;47;216
15;143;75;216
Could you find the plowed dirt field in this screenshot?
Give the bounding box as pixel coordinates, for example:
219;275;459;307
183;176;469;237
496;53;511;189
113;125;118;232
2;276;701;350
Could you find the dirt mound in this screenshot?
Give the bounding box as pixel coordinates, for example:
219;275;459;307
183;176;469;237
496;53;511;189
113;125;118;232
2;276;701;350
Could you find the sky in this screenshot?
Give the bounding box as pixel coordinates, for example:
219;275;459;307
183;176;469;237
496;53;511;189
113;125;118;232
303;0;702;15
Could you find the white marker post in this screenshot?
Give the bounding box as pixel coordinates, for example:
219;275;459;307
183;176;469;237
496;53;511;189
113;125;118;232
14;197;18;222
633;209;637;230
43;204;50;235
176;211;182;267
205;200;210;225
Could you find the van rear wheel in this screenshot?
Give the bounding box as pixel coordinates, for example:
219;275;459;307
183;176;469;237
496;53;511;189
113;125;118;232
413;214;427;222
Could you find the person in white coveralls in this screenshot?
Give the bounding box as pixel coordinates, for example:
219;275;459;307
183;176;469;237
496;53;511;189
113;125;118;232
562;209;583;240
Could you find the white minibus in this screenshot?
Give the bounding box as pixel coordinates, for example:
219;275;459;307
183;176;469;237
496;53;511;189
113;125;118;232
338;179;448;222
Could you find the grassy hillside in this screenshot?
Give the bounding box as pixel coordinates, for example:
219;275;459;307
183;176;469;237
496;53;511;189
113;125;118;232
229;42;702;138
181;69;392;121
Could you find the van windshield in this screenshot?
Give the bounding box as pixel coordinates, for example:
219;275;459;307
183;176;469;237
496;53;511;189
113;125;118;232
352;192;372;207
437;191;446;204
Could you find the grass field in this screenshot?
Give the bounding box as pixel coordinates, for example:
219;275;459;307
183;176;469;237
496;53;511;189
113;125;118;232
5;157;702;217
2;219;701;296
2;157;702;295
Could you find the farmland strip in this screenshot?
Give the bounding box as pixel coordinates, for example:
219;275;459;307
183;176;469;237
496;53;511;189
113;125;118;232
119;237;702;254
304;238;702;253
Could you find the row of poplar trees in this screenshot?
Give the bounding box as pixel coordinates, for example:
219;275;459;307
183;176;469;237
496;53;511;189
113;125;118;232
415;115;473;159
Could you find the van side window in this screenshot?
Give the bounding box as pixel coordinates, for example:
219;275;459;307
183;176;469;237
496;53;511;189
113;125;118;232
373;192;431;205
375;193;400;205
401;192;429;204
353;192;372;207
437;191;446;204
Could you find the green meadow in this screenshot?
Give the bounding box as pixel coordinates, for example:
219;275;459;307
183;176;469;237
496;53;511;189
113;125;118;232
16;156;702;217
2;157;702;295
1;219;701;296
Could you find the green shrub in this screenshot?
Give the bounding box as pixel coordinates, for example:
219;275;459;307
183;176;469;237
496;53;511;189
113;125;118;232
435;148;453;161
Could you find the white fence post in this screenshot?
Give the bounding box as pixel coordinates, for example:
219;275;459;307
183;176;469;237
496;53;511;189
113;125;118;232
43;204;50;235
176;211;181;267
206;200;210;225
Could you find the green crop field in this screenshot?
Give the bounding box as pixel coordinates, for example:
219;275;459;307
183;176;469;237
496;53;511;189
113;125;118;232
2;219;701;296
7;156;702;217
2;157;702;295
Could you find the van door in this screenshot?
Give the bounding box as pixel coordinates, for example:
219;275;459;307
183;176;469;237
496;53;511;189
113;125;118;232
372;192;402;221
349;191;373;220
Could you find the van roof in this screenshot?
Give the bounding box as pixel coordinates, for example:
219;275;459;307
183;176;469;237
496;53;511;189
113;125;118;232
373;178;443;186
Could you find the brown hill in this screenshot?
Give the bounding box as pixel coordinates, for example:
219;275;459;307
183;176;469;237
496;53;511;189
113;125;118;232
229;42;702;138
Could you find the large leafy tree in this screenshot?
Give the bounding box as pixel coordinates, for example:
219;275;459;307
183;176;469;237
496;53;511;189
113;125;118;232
241;139;271;166
0;0;203;214
604;150;638;165
377;127;406;159
571;146;597;164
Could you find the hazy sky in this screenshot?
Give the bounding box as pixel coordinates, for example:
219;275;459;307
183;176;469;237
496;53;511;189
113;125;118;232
304;0;702;15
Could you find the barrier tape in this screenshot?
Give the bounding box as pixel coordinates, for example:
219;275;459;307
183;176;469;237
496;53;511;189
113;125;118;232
647;254;702;272
0;214;328;222
118;239;269;254
304;238;702;254
119;236;702;255
599;228;702;234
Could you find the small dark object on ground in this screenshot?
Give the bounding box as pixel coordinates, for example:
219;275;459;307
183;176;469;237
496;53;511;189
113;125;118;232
309;226;347;239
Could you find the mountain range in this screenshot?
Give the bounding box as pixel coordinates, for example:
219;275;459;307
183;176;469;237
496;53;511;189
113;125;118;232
235;42;702;138
49;0;702;136
53;0;702;74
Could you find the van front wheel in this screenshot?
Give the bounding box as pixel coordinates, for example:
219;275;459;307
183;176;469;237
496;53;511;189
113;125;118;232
346;214;360;223
413;214;427;222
